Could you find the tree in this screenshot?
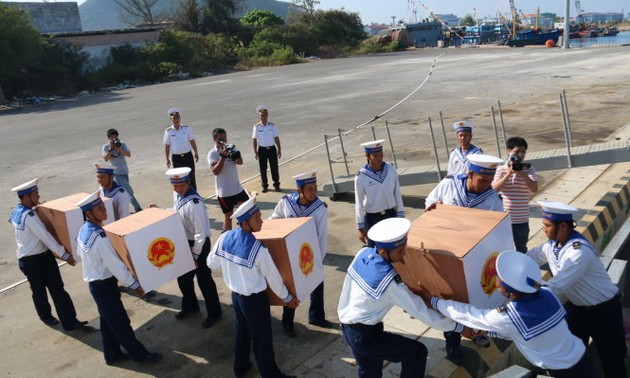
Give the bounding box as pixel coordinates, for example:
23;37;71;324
288;0;319;24
174;0;202;33
240;9;284;28
0;4;41;100
200;0;242;34
461;14;476;26
114;0;163;26
312;9;366;47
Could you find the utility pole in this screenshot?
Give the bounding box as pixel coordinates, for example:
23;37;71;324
563;0;570;48
391;16;396;26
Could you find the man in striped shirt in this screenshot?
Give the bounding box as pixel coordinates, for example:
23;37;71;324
492;137;538;252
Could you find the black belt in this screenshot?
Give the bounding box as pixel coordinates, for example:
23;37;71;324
19;250;50;260
258;146;274;150
173;152;192;157
342;322;383;330
234;290;266;298
367;207;395;216
89;276;117;285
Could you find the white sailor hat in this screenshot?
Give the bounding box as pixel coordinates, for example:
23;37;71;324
95;163;115;174
231;196;259;223
256;105;269;113
167;107;181;116
453;120;474;133
361;139;385;154
76;190;103;213
467;154;503;175
292;171;317;186
367;218;411;250
538;200;578;222
11;178;39;196
496;250;541;294
165;167;191;184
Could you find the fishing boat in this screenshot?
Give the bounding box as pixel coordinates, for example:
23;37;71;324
601;27;619;37
504;29;561;47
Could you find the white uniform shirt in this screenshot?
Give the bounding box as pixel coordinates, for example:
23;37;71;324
337;260;458;331
354;162;405;230
173;191;211;260
433;296;585;370
99;185;131;220
208;230;291;300
207;146;244;197
527;232;618;306
76;222;139;288
270;193;327;262
425;175;504;212
163;125;195;154
447;145;483;176
10;205;69;260
252;122;279;147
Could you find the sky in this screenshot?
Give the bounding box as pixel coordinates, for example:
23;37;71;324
4;0;627;25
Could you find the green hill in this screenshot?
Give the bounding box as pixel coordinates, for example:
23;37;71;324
79;0;292;31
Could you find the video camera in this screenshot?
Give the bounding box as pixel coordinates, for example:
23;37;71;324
508;154;531;171
219;141;241;161
113;139;122;148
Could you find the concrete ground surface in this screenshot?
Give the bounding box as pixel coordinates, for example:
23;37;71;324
1;47;629;377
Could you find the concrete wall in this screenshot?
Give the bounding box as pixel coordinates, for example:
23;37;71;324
6;2;81;33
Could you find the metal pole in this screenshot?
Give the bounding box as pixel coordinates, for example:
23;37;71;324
439;111;450;161
371;126;377;140
491;105;502;158
559;93;573;168
563;0;570;49
324;135;337;194
497;101;508;147
385;121;398;169
338;128;350;175
561;89;574;147
427;117;443;181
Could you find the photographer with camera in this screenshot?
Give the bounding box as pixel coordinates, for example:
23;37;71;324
208;128;249;231
102;128;142;212
492;137;538;253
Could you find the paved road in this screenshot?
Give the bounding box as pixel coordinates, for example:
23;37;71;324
1;46;629;378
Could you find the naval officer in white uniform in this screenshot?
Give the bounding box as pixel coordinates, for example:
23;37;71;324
354;140;404;248
447;120;483;176
338;217;464;378
421;251;594;377
527;200;627;378
270;171;333;336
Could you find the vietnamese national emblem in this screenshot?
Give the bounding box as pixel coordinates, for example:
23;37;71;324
298;242;314;276
480;252;500;296
147;237;175;270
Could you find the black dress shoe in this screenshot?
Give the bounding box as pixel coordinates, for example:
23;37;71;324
140;352;163;364
308;319;335;329
473;334;491;348
106;353;130;366
283;326;297;338
262;187;269;193
174;309;199;319
63;319;89;331
201;314;222;329
274;186;281;192
41;316;60;326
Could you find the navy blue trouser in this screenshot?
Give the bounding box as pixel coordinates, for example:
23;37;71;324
231;291;284;378
566;295;627;378
88;276;150;363
178;238;222;317
342;322;428;378
541;350;595;378
364;209;397;248
282;281;325;328
172;151;196;190
257;146;279;188
18;250;78;327
511;222;530;253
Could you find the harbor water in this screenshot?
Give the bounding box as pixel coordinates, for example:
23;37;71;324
569;31;630;47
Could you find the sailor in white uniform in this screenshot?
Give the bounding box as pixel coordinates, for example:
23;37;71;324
95;163;131;220
9;178;87;330
422;251;594;377
270;171;333;336
527;200;627;378
354;140;405;247
447;120;483;176
75;191;162;366
338;218;463;378
208;196;299;378
164;167;222;328
426;153;504;213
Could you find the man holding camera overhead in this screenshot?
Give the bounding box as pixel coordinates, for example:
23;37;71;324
492;137;538;253
208;128;249;231
102;128;142;212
